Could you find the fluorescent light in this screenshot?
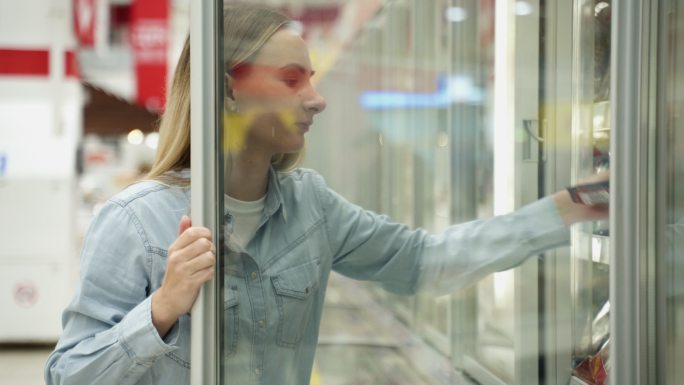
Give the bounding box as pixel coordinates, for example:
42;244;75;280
515;1;534;16
446;7;467;23
359;75;482;109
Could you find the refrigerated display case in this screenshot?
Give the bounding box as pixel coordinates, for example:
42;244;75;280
186;0;678;384
567;2;612;384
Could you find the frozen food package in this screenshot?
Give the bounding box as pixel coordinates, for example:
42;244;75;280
567;181;610;206
572;340;609;385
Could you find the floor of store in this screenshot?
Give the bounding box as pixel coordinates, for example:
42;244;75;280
0;274;472;385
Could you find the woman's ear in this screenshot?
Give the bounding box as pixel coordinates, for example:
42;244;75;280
225;73;235;101
224;73;238;112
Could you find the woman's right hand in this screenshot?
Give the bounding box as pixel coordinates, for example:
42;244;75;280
553;171;610;225
151;215;216;337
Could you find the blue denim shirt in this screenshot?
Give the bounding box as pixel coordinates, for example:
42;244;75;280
45;168;569;385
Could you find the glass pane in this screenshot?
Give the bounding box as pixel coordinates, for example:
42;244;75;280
458;0;540;383
413;0;455;353
213;1;597;385
569;1;611;383
459;0;507;373
661;1;684;384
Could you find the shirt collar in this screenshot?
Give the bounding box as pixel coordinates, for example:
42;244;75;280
175;166;287;223
264;166;287;222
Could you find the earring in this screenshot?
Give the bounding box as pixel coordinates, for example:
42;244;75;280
224;98;238;113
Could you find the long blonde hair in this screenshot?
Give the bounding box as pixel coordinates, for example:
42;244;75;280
146;3;302;185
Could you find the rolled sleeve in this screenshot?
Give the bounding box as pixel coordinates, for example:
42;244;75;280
119;296;179;362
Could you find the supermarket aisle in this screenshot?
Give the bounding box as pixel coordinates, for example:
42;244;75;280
314;273;474;385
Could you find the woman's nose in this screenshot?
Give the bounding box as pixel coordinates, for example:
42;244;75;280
303;88;327;114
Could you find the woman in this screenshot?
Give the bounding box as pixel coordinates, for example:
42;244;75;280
45;3;606;385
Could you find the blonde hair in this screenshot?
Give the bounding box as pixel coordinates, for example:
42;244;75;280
146;3;302;185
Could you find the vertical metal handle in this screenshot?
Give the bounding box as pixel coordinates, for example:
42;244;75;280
190;0;222;384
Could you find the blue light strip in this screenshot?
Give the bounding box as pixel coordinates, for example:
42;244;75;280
359;75;483;110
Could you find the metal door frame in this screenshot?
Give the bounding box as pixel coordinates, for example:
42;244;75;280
190;0;223;384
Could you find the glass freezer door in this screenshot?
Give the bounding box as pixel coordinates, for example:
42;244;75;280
454;0;545;384
567;1;612;384
542;1;613;384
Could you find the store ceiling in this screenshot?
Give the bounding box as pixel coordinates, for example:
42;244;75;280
83;82;159;136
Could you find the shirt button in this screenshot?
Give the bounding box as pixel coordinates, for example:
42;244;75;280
250;271;258;280
255;368;262;376
257;320;265;328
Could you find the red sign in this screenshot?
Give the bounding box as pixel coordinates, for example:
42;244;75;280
73;0;97;48
130;0;169;112
0;49;78;78
0;49;48;76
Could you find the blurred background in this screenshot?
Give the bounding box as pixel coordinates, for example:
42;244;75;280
0;0;185;383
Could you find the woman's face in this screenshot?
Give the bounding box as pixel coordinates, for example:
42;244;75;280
230;28;327;156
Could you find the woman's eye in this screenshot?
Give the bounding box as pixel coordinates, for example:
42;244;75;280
280;70;303;88
283;77;300;87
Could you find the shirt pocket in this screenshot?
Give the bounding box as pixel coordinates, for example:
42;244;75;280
271;259;321;348
221;285;240;358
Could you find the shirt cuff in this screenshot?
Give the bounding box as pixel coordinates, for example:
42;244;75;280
118;296;180;363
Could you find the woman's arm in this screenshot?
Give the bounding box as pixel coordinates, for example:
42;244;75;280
45;202;181;385
312;171;603;295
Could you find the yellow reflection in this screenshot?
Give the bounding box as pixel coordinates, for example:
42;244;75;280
223;110;297;152
310;364;322;385
223;111;252;152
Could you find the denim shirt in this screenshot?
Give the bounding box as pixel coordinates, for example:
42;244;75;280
45;168;569;385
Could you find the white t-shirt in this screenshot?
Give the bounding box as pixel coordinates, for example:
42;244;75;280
224;194;265;249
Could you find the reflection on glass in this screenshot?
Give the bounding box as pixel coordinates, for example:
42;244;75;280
211;0;611;384
451;0;513;382
474;271;515;383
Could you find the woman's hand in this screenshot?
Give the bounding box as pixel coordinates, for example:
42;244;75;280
553;172;610;225
151;215;216;337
